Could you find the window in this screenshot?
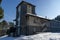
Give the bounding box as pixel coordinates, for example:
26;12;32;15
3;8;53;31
18;17;20;27
33;27;36;32
18;6;21;14
34;17;39;24
34;18;37;23
27;5;32;13
17;27;20;35
18;6;21;27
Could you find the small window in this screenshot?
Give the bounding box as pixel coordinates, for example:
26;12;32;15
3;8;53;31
34;18;37;23
33;27;36;32
26;16;29;21
33;17;40;24
27;5;32;13
18;6;21;14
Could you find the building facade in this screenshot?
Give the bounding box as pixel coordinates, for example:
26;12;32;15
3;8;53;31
15;1;60;36
14;1;50;36
47;20;60;32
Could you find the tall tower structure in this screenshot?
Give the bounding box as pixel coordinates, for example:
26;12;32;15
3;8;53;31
15;1;36;36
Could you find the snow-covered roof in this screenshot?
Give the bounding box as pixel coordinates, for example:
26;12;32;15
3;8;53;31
26;13;51;21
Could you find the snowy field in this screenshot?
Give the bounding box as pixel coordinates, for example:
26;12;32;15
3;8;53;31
0;33;60;40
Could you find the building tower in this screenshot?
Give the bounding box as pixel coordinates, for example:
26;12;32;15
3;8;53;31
15;1;36;36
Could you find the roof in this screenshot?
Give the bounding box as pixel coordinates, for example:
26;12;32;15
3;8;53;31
26;13;51;21
16;1;35;8
26;13;60;23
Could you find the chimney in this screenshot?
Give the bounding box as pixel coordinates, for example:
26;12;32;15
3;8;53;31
45;16;47;19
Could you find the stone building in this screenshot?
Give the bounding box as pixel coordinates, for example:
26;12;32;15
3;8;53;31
14;1;60;37
47;20;60;32
14;1;51;36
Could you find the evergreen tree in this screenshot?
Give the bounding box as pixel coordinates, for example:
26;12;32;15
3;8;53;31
55;15;60;21
0;0;2;4
0;0;4;20
0;7;4;20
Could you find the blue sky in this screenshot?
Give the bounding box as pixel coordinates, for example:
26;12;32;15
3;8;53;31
1;0;60;22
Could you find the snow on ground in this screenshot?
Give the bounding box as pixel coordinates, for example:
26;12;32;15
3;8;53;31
15;32;60;40
1;33;60;40
0;35;8;39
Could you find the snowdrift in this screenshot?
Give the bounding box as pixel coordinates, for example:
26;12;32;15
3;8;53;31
1;33;60;40
15;32;60;40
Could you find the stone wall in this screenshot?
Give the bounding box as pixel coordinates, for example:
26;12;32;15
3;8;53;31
26;15;49;35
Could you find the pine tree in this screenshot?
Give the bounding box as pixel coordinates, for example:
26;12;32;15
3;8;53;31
0;0;4;20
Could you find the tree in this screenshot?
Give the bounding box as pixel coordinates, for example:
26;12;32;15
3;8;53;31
7;22;16;37
1;20;8;30
0;20;8;35
0;7;4;20
2;20;7;25
9;22;14;27
0;0;4;20
0;0;2;4
54;15;60;21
